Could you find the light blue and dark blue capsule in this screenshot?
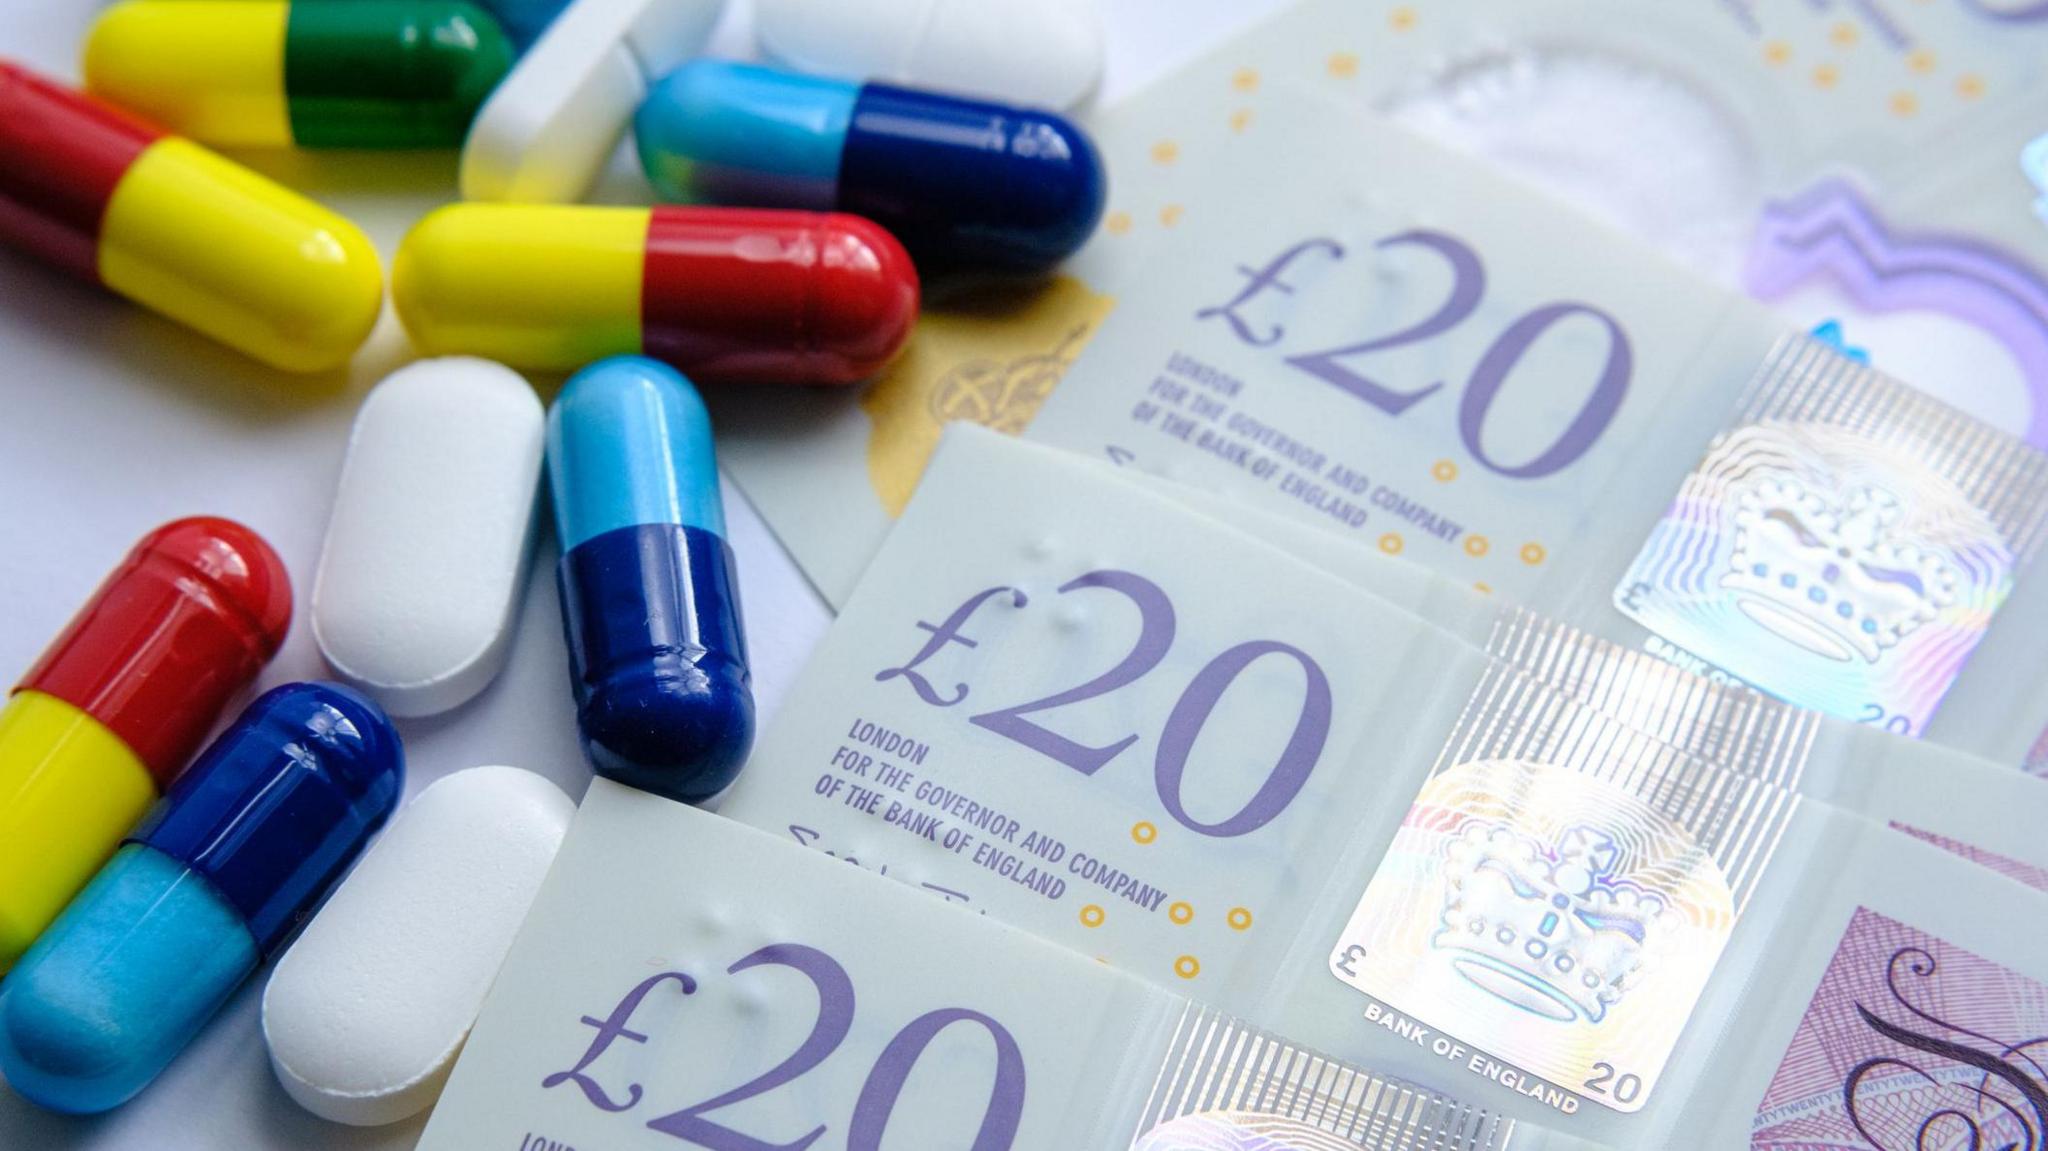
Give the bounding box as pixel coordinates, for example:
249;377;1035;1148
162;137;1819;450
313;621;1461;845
635;60;1108;276
550;355;754;804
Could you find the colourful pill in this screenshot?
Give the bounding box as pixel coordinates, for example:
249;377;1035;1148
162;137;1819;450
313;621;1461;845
635;60;1108;275
549;357;754;803
0;683;402;1114
394;204;919;385
0;519;290;974
84;1;514;149
0;62;383;373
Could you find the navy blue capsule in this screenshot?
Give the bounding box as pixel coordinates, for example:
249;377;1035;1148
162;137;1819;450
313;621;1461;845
634;60;1108;276
0;682;401;1114
549;356;754;803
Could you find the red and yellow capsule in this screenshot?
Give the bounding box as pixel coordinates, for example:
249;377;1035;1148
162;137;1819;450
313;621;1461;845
0;61;383;372
0;519;291;972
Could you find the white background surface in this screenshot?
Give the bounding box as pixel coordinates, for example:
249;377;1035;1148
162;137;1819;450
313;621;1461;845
0;0;1292;1146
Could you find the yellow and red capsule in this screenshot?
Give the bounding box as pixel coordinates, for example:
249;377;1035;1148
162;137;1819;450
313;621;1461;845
394;204;920;386
0;61;382;372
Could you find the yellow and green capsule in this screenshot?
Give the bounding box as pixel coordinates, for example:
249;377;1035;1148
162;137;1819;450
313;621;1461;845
84;0;514;149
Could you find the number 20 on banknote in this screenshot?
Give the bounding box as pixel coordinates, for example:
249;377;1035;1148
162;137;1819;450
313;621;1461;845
874;570;1334;841
1198;229;1633;482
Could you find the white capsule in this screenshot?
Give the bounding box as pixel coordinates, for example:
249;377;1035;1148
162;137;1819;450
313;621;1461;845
262;766;576;1126
312;357;545;717
753;0;1104;111
462;0;727;203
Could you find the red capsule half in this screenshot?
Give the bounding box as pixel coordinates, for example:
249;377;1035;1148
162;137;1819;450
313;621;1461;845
0;59;156;282
22;518;294;782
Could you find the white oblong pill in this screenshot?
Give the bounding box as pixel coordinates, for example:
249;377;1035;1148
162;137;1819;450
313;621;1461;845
754;0;1104;111
313;357;544;717
262;766;576;1127
461;0;727;203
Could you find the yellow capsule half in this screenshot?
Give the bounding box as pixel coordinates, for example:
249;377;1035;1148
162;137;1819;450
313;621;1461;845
0;692;157;974
100;138;385;373
394;203;646;370
84;0;293;147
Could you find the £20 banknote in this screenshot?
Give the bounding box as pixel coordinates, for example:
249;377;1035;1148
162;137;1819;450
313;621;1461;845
420;781;1609;1151
715;426;2048;1146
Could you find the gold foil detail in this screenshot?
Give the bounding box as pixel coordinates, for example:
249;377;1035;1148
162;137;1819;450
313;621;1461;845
860;276;1116;516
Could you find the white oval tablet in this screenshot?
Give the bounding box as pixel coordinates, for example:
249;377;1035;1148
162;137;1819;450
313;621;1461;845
462;0;727;202
754;0;1104;111
263;766;576;1127
313;357;544;717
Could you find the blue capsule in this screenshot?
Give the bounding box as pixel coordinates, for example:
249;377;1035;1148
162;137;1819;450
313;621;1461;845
635;60;1108;276
0;683;401;1114
476;0;570;47
549;356;754;803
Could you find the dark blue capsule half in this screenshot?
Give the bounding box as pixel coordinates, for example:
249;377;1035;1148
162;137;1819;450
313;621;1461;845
132;681;404;955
